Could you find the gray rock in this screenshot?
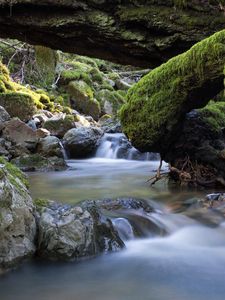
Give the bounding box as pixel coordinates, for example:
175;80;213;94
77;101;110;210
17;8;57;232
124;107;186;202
27;119;37;130
37;136;63;158
37;204;94;260
0;160;36;269
115;79;131;90
3;118;37;151
36;201;124;261
0;106;10;123
101;118;122;133
63;126;103;158
43;114;75;138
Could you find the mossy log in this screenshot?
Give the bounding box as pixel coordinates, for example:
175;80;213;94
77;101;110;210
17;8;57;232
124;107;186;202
0;1;224;67
120;30;225;155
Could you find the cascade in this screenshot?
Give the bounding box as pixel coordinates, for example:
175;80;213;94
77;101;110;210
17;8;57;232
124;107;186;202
95;133;159;160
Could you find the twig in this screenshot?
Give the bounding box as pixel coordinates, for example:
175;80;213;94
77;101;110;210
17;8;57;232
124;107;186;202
147;157;165;185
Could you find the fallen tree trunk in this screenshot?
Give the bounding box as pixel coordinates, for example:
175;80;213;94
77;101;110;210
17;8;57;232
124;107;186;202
120;29;225;186
0;1;224;67
120;30;225;153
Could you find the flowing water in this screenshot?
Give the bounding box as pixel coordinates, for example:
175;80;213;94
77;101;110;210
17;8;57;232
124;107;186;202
1;134;225;300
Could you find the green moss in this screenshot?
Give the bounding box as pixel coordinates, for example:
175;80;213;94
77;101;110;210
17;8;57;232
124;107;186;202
34;198;49;208
62;106;72;114
173;0;188;8
11;154;50;171
117;90;127;98
90;67;104;83
60;69;92;86
100;81;114;91
0;92;37;121
120;29;225;152
107;72;120;81
198;101;225;133
44;114;74;132
72;55;98;68
96;89;125;115
67;80;100;120
35;46;57;86
0;157;29;189
68;80;94;100
0;61;55;117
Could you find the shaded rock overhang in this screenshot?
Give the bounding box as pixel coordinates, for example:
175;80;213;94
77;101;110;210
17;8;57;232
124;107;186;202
0;0;224;67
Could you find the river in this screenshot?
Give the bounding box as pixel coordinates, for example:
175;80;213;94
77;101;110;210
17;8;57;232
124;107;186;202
0;134;225;300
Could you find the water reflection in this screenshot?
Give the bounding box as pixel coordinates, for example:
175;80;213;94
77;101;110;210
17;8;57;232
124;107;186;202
29;158;206;204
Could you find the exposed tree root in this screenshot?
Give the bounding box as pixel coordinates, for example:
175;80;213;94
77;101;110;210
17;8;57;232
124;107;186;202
147;155;225;188
169;156;225;188
147;158;168;186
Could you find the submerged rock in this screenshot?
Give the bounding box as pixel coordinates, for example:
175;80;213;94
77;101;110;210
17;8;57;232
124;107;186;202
63;126;103;158
11;154;66;172
0;158;36;270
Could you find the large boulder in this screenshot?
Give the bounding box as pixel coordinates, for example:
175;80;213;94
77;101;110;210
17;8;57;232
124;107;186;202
3;118;37;151
120;30;225;154
36;200;124;261
0;92;37;122
0;158;36;270
63;126;103;158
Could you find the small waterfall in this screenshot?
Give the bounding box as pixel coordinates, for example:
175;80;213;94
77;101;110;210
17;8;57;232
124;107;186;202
59;141;68;160
96;133;158;161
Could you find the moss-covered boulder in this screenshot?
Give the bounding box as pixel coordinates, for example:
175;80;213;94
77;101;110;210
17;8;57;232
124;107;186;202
120;29;225;154
68;80;100;120
0;157;36;270
0;61;53;121
35;46;57;86
0;92;36;122
60;62;93;86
